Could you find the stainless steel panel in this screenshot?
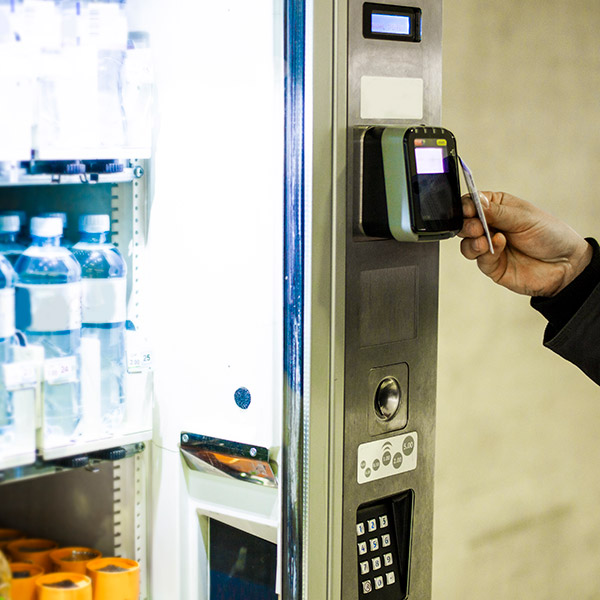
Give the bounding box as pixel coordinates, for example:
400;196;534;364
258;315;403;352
348;0;442;127
341;1;442;598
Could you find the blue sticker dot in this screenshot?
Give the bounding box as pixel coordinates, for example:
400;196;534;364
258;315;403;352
234;387;251;410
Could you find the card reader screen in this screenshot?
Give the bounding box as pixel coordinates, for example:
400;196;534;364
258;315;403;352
415;146;445;174
406;131;462;233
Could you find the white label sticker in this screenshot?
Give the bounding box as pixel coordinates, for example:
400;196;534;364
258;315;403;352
44;356;78;385
357;431;418;484
16;283;82;332
360;76;423;120
0;288;15;339
2;361;37;391
81;278;126;324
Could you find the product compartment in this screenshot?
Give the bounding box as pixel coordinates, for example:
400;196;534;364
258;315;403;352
0;453;147;596
0;179;152;468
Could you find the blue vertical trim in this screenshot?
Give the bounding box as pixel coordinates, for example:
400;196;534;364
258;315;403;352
283;0;305;596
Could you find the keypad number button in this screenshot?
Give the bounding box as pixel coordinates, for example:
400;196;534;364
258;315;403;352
360;560;370;575
369;538;379;552
383;552;393;567
374;576;384;590
379;514;389;528
358;541;368;555
362;580;373;594
367;518;377;532
381;533;391;547
371;556;381;571
357;522;365;536
385;571;396;586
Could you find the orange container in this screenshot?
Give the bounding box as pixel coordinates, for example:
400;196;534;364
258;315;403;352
10;562;44;600
35;572;92;600
7;539;59;572
50;548;102;575
0;529;25;551
86;557;139;600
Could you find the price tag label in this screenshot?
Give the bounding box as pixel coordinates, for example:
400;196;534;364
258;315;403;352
44;356;78;385
127;349;153;374
1;361;37;391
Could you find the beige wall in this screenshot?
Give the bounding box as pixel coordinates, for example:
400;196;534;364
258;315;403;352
435;1;600;597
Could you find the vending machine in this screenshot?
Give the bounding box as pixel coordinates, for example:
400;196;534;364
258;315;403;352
0;0;451;598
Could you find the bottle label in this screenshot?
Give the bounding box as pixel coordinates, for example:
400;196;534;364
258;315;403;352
0;288;15;339
81;278;126;324
16;282;82;332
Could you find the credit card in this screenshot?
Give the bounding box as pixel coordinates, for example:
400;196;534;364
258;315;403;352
459;157;494;254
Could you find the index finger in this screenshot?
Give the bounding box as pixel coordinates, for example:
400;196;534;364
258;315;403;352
461;193;477;218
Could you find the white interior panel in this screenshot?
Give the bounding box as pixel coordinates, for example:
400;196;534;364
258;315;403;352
139;0;284;452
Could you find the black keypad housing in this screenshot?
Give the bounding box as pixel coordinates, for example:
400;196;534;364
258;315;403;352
356;490;414;599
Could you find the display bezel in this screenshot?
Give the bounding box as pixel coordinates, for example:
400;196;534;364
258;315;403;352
363;3;422;43
403;128;462;234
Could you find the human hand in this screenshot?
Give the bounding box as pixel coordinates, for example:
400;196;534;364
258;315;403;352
459;191;592;297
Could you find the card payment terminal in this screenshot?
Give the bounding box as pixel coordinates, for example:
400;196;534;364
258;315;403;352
359;126;462;241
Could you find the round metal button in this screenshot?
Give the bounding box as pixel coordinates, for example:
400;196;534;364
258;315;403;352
374;376;401;421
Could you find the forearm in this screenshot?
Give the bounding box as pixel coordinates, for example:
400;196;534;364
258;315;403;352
530;238;600;384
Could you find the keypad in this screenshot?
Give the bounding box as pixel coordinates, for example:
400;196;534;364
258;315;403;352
356;502;401;599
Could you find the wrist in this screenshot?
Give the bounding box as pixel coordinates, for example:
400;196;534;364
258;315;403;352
532;238;600;327
553;239;594;296
569;239;593;286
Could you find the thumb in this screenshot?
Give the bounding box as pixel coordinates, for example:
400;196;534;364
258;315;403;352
481;192;533;234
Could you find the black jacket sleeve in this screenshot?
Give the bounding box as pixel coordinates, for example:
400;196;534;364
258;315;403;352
530;238;600;385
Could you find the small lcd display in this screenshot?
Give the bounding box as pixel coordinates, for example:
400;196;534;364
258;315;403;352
371;13;411;35
363;4;421;43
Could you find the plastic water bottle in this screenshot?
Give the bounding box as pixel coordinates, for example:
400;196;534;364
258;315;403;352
0;214;26;265
14;216;82;444
0;253;16;445
73;214;127;433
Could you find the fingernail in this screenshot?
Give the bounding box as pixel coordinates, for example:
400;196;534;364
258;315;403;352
479;192;489;208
